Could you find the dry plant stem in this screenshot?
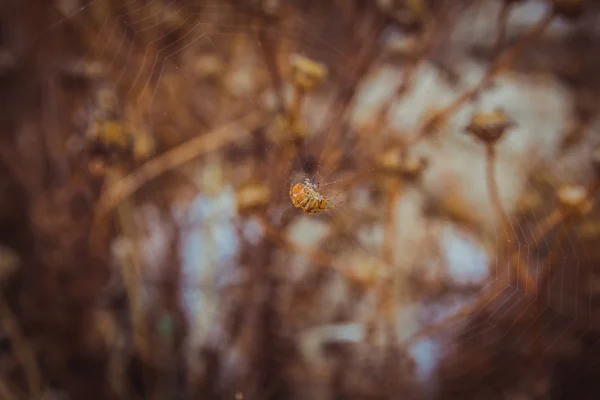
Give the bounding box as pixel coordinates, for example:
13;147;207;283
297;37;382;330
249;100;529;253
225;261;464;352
529;178;600;250
0;291;42;399
0;379;19;400
401;177;600;348
318;18;385;172
258;217;372;288
257;17;287;115
379;0;461;126
492;2;512;56
289;86;305;125
94;110;265;219
362;35;431;143
107;333;129;399
410;8;554;145
326;2;462;177
381;182;404;342
536;221;571;297
108;167;151;364
523;178;600;294
486;145;513;237
485;144;523;287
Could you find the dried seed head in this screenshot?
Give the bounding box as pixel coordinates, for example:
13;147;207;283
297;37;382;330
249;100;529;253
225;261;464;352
237;182;271;214
466;108;516;145
267;114;307;145
551;0;584;20
133;133;156;162
87;120;133;153
377;0;429;31
289;54;328;92
88;157;107;178
400;152;428;180
385;35;422;62
377;148;428;181
194;54;226;80
557;184;592;216
377;147;403;172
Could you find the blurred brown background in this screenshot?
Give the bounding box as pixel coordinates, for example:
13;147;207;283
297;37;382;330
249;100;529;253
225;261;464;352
1;0;600;399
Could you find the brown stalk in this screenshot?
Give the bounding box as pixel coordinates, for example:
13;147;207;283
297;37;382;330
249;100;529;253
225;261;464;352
0;378;19;400
0;292;42;399
486;142;513;237
108;166;151;365
257;14;287;116
317;15;386;174
521;177;600;296
289;86;305;126
400;176;600;348
94;110;266;220
258;217;373;288
536;221;571;298
485;143;544;296
381;181;404;343
410;7;555;145
527;177;600;253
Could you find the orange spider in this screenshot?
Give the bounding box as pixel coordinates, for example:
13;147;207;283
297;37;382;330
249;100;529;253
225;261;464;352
289;177;343;215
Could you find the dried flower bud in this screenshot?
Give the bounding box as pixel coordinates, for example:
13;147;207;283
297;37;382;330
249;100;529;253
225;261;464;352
194;54;226;80
289;54;327;92
400;153;428;180
87;120;133;153
385;35;422;62
133;133;156;162
88;157;107;178
465;108;516;145
377;148;403;172
267;114;307;145
557;184;592;216
551;0;584;20
237;182;271;214
377;148;428;181
377;0;428;31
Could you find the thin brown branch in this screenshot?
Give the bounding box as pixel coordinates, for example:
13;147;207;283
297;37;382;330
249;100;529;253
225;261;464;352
109;166;150;364
409;7;555;145
485;145;514;238
492;1;512;57
401;176;600;348
0;378;19;400
0;292;42;399
317;16;386;173
257;15;287;116
94;110;266;219
258;217;374;288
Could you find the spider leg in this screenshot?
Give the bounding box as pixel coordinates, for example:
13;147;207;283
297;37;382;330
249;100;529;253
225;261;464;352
299;196;310;208
325;199;344;210
326;191;343;202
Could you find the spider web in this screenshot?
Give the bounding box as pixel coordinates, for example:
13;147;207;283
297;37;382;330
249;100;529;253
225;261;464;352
29;0;600;397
